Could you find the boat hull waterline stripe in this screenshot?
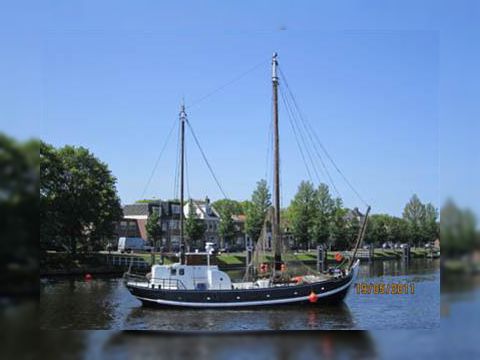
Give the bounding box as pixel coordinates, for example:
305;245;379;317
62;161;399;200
134;261;359;308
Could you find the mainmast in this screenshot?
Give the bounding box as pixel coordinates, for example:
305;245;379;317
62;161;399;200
272;52;282;272
179;103;186;265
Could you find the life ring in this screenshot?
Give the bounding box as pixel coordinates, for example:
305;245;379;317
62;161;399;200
259;263;269;272
280;263;287;271
335;252;344;262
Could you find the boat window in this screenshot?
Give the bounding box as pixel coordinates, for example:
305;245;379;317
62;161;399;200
170;268;176;276
179;268;185;276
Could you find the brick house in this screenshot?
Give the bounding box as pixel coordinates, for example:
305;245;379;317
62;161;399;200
115;198;248;251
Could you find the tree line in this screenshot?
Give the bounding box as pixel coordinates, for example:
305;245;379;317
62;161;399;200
39;140;445;254
207;180;440;250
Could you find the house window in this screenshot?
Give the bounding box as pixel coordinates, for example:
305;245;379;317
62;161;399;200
171;205;180;214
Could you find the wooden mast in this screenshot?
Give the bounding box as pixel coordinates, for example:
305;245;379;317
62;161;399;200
272;52;282;272
179;103;186;265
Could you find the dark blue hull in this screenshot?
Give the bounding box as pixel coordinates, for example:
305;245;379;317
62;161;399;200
126;263;358;309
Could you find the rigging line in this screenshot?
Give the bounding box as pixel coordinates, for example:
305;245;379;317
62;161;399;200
185;119;228;199
281;85;322;185
278;66;368;206
279;86;314;183
173;117;181;200
185;132;191;200
140;118;177;199
279;71;338;196
186;58;269;110
283;82;341;198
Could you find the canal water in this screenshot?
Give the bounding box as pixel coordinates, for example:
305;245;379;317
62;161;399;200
39;259;439;330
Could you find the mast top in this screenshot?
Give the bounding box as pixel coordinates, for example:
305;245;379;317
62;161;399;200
180;100;186;117
272;52;278;82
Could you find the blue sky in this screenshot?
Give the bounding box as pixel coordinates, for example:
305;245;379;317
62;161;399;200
1;1;478;216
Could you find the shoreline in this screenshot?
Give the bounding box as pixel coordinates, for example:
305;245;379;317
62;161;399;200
40;248;438;277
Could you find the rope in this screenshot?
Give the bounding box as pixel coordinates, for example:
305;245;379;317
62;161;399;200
173;118;181;200
186;58;269;110
279;86;314;183
185;119;228;199
185;133;191;199
278;66;368;207
140;118;177;199
279;71;340;197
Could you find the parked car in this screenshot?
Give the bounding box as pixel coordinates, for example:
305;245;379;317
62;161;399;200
400;243;409;249
118;237;150;253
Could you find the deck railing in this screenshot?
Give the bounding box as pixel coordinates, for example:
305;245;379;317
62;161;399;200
124;273;187;290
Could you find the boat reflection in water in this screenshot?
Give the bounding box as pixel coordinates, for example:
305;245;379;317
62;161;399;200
126;302;356;331
102;330;377;360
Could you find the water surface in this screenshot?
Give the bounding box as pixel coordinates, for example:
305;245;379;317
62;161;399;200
39;259;440;330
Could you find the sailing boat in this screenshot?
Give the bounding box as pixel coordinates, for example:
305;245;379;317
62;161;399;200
124;53;368;308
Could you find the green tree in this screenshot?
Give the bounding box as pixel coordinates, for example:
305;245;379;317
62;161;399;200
1;134;39;293
245;179;271;243
289;181;317;248
345;215;361;249
212;199;244;216
441;199;477;257
402;194;427;246
311;183;335;247
364;214;390;246
218;206;235;249
389;216;409;244
40;141;62;250
402;195;439;246
330;201;350;250
146;211;162;248
40;142;123;253
184;201;206;249
424;203;439;243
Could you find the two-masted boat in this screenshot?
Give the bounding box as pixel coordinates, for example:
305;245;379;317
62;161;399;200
124;53;369;308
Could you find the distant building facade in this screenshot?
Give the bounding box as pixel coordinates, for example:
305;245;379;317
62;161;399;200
116;197;247;251
183;197;220;246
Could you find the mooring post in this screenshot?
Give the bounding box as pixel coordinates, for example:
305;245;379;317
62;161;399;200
317;245;326;272
402;245;411;261
246;246;253;279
